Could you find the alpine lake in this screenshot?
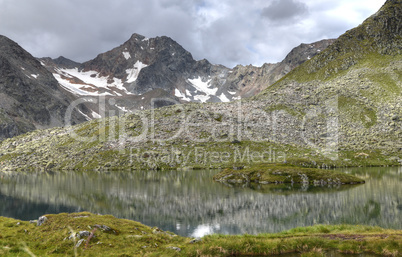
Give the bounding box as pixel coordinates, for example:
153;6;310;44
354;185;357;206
0;167;400;238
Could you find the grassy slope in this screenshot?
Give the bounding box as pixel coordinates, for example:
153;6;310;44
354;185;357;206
0;212;400;257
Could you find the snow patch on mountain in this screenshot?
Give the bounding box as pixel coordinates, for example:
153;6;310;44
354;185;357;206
53;73;113;96
175;89;191;102
218;93;230;102
126;60;148;83
188;77;217;95
92;111;101;119
122;51;131;60
53;68;133;96
194;94;210;103
116;104;129;112
187;77;220;103
78;109;91;121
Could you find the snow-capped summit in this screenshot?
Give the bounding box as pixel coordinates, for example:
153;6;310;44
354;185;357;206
42;33;241;107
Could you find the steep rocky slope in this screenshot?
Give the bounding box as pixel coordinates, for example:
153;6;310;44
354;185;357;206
0;0;400;171
0;36;87;140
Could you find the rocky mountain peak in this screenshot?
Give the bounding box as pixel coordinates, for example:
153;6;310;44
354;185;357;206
0;35;52;82
128;33;146;41
282;39;336;68
53;56;81;68
363;0;401;54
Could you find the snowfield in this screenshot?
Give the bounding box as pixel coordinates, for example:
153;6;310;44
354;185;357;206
175;88;191;102
188;77;219;103
53;68;134;96
52;65;238;104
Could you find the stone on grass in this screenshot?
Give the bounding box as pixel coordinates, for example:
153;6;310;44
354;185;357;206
37;216;48;226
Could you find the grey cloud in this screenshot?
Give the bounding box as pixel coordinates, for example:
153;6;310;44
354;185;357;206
261;0;308;22
0;0;385;67
199;19;252;65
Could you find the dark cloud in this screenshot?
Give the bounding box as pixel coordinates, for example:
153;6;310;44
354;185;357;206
261;0;308;23
0;0;386;67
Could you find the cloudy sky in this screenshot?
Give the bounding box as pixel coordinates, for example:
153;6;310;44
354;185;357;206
0;0;386;67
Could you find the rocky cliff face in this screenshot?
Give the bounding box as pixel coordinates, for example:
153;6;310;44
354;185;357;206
0;36;87;140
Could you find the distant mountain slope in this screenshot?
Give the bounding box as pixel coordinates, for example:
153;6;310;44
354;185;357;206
223;39;336;98
0;36;87;140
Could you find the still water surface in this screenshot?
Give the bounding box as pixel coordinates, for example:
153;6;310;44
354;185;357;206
0;167;400;237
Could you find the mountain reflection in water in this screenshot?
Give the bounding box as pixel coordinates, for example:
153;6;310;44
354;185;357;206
0;167;401;237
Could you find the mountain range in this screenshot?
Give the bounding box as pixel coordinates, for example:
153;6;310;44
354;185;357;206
40;35;334;113
0;0;400;171
0;32;333;140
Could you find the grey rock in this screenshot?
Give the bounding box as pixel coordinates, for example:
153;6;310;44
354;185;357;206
189;238;202;244
166;246;181;252
77;231;91;239
37;216;47;226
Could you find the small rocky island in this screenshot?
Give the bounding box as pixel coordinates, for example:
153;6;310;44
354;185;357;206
213;164;365;185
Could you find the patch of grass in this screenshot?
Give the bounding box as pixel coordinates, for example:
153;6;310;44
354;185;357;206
338;95;377;128
265;104;305;117
367;72;401;97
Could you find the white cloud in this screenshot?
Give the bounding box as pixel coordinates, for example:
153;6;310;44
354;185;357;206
0;0;386;67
